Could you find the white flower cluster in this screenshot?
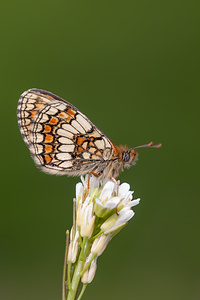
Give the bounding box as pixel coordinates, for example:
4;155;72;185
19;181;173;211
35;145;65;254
67;175;140;284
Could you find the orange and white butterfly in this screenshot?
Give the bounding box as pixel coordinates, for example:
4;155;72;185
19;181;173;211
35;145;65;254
17;89;161;180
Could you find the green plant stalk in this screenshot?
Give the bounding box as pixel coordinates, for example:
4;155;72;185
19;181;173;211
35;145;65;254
66;237;92;300
80;252;96;277
62;230;69;300
77;284;87;300
67;261;72;291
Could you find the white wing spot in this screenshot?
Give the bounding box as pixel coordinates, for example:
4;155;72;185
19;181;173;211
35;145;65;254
59;144;75;152
57;129;74;139
56;104;67;111
57;152;72;160
59;161;73;168
94;140;104;149
26;104;35;110
38;114;49;123
25;92;38;100
25;119;31;125
89;147;96;154
62;124;79;134
71;120;85;134
76;114;92;132
46;107;58;115
58;137;74;144
82;152;90;159
23;111;30;118
103;137;111;148
82;141;88;150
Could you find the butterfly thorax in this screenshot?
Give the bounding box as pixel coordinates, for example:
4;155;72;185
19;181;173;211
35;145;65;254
95;145;138;180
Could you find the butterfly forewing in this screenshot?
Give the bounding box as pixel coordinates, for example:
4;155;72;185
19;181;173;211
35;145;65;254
17;89;116;176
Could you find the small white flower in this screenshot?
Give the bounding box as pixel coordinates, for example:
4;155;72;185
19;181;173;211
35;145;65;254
81;254;97;284
91;234;111;256
76;182;84;203
101;207;135;235
81;174;99;196
126;198;140;208
75;175;140;247
94;196;121;218
67;229;79;263
118;182;131;197
77;200;95;238
65;175;141;298
99;181;115;201
87;257;97;283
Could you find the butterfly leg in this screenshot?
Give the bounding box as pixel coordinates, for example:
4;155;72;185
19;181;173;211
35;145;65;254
83;171;99;202
111;177;120;215
111;177;119;196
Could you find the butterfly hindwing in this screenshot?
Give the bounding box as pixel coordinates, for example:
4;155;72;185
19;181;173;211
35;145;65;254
17;89;115;176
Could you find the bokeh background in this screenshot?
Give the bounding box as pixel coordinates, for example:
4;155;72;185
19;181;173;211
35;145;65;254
1;1;199;299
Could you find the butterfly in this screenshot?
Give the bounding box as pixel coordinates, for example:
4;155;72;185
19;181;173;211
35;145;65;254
17;88;161;180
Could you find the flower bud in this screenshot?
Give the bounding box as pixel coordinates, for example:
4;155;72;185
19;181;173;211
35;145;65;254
67;230;79;263
81;256;97;284
80;203;95;238
101;208;135;235
91;234;111;256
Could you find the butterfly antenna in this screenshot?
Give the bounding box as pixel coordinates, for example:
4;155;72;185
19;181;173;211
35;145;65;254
133;141;162;149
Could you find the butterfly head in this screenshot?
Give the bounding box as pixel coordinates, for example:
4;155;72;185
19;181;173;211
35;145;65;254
118;145;138;169
120;141;162;169
121;148;138;168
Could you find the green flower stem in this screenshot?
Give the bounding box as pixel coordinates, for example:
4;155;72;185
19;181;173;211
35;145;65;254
80;252;97;277
66;237;92;300
90;229;103;241
66;259;83;300
77;283;87;300
67;261;72;291
62;230;69;300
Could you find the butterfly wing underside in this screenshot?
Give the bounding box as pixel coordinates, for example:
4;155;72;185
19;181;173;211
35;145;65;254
17;89;117;176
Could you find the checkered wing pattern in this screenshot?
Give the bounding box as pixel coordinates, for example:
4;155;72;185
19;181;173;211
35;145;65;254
17;89;117;177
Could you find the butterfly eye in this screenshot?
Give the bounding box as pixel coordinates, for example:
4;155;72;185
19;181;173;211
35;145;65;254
122;151;130;162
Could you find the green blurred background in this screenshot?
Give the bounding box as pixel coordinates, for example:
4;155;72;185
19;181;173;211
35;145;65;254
1;1;199;299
